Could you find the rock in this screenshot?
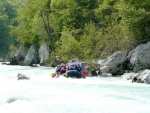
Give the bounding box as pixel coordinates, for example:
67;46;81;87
21;45;39;66
132;74;138;83
39;42;49;66
98;51;127;75
91;69;98;76
115;70;125;75
51;56;62;67
55;56;61;64
6;97;18;103
31;64;40;67
131;69;150;84
127;49;134;60
100;73;112;77
138;69;150;84
6;96;30;103
121;72;137;80
17;73;29;80
145;74;150;84
126;50;134;70
1;62;10;65
10;46;26;65
130;42;150;72
0;59;4;62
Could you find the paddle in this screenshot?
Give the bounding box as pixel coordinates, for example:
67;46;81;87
51;72;56;78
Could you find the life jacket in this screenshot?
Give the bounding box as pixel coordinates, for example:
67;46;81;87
60;67;66;74
56;67;61;72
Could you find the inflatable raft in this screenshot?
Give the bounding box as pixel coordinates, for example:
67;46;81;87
51;70;88;78
65;70;83;78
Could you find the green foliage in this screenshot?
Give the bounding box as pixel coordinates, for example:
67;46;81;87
4;0;150;63
80;22;104;60
0;19;11;58
0;0;21;59
115;0;150;45
9;45;17;57
55;29;82;62
13;0;53;49
51;0;98;31
88;61;97;70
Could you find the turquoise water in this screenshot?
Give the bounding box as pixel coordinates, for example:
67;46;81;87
0;63;150;113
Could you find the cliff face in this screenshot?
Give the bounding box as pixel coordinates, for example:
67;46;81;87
39;42;49;66
21;45;36;66
10;42;49;66
10;46;26;65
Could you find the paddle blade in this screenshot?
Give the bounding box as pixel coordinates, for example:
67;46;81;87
51;72;56;78
81;71;89;76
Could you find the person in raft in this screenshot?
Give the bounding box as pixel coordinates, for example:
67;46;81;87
65;64;85;78
55;63;67;77
60;63;67;75
55;65;61;77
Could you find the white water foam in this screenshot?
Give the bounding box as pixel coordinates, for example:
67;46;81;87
0;65;150;113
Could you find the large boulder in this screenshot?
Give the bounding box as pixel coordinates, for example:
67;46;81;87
98;51;127;75
10;46;26;65
39;42;49;66
21;45;39;66
130;42;150;72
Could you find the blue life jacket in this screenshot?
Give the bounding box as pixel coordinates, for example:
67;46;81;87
56;67;61;72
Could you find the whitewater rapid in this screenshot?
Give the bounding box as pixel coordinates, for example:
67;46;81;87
0;64;150;113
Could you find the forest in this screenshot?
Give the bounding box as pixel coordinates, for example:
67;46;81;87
0;0;150;64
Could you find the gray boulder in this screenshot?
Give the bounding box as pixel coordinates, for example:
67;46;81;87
131;69;150;84
121;72;137;80
130;42;150;72
51;56;62;67
21;45;38;66
98;51;127;75
10;46;26;65
17;73;29;80
39;42;49;66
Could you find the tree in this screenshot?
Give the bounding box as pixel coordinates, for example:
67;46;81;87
80;22;104;60
13;0;55;52
51;0;98;31
0;0;21;59
55;29;82;62
115;0;150;45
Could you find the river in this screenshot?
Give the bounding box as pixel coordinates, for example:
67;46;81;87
0;63;150;113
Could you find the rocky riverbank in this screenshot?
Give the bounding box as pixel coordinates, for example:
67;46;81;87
9;41;150;84
96;42;150;84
